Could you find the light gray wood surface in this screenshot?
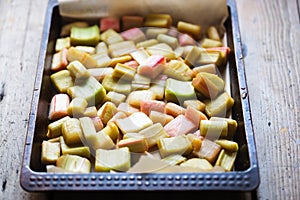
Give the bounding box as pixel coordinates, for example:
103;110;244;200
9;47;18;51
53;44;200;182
0;0;299;199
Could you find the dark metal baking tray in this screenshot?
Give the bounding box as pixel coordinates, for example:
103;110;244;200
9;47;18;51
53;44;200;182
20;0;260;192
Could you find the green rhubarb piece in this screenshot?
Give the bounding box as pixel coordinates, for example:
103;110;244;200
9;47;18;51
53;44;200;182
210;117;238;139
102;75;131;95
70;25;100;46
60;136;90;159
95;147;131;172
138;123;169;148
55;37;70;52
67;76;106;106
112;63;136;81
61;118;83;145
215;149;237;171
205;92;235;117
200;120;228;139
56;154;91;173
157;135;192;158
165;78;197;105
41;141;60;164
50;70;74;93
162;154;187;166
215;139;239;152
66;60;90;80
47;116;71;138
117;137;148;153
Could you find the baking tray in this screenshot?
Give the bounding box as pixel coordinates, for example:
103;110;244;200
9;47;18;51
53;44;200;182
20;0;260;192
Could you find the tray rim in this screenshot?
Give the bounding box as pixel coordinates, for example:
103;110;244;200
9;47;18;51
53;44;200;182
20;0;260;192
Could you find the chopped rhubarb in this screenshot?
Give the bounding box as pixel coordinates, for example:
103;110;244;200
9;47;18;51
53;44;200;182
163;114;197;137
100;17;120;32
140;100;166;116
49;94;70;120
122;16;144;30
137;55;166;79
121;27;146;44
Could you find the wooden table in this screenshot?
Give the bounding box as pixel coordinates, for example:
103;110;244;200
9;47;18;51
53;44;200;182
0;0;299;199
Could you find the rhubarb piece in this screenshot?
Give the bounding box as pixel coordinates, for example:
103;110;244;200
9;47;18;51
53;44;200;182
115;112;153;134
106;91;126;106
67;97;88;117
109;55;132;67
91;116;104;131
112;63;136;81
100;17;120;32
193;139;221;164
205;92;234;117
138;123;169;148
149;75;167;100
117;102;139;115
56;154;91;173
107;111;127;124
215;149;237;171
61;118;83;145
149;111;174;126
201;38;222;48
95;42;108;54
75;46;96;54
215;139;238;152
60;21;89;37
177;21;201;39
117;137;148;153
186;133;202;152
178;33;195;46
47;116;71;138
165;102;186;117
197;51;223;66
48;94;70;120
41;141;60;164
67;76;106;106
100;29;124;45
146;43;176;60
162;154;187;165
130;48;150;65
200;120;228;140
55;37;71;52
165;78;196;105
131;73;151;90
146;28;168;39
97;102;118;125
157;34;178;49
144;14;172;28
95;147;130;172
100;122;120;142
51;48;68;71
183;99;206;112
67;47;98;68
66;60;90;79
140;100;165;116
122;16;144;30
91;53;112;68
70;25;100;46
192;72;225;99
157;135;192;158
83;106;98;117
180;158;213;171
136;39;159;48
88;67;113;81
185;106;208;129
108;41;136;57
163;114;197;137
121;27;146;44
50;70;74;93
210;117;238;139
163;59;193;81
192;64;217;76
184;46;202;66
205;47;230;67
137;55;166;79
79;117;115;150
207;26;221;41
126;90;155;108
60;136;90;158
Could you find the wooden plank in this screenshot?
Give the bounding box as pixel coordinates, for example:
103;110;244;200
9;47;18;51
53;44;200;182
0;0;48;199
236;0;300;199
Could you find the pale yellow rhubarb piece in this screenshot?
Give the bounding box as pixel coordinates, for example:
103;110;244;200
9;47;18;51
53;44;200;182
100;29;124;45
102;75;132;95
56;154;91;173
192;64;217;76
95;42;108;54
61;118;83;145
91;53;112;68
144;14;172;28
47;116;71;138
215;139;238;152
115;112;153;134
180;158;213;171
210;117;238;139
200;120;228;140
136;39;159;48
204;92;235;117
145;28;169;39
163;59;193;81
157;34;178;49
131;73;151;90
75;46;96;54
106;91;126;106
149;75;167;100
138;123;169;148
50;70;74;93
67;97;88;117
157;135;192;158
117;103;139;115
100;122;120;142
112;63;136;81
149;111;174;126
87;67;113;81
41;141;61;164
197;51;223;66
201;38;223;48
83;106;98;117
130;48;150;65
183;99;206;112
147;43;176;60
165;102;186;117
55;37;70;52
177;21;201;39
109;55;132;67
95;147;130;172
184;46;202;66
117;137;148;153
162;154;187;166
60;136;90;159
66;60;90;80
108;41;136;58
186;133;202;152
126;90;155;108
97;102;118;125
215;149;237;171
207;26;221;41
67;47;98;68
193;139;221;164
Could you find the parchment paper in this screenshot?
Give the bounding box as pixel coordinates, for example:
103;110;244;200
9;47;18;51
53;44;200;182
58;0;228;34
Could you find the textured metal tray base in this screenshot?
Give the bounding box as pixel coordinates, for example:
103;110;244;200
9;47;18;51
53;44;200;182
20;0;259;192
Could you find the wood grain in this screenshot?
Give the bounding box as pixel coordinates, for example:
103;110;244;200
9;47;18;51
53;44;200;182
236;0;300;199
